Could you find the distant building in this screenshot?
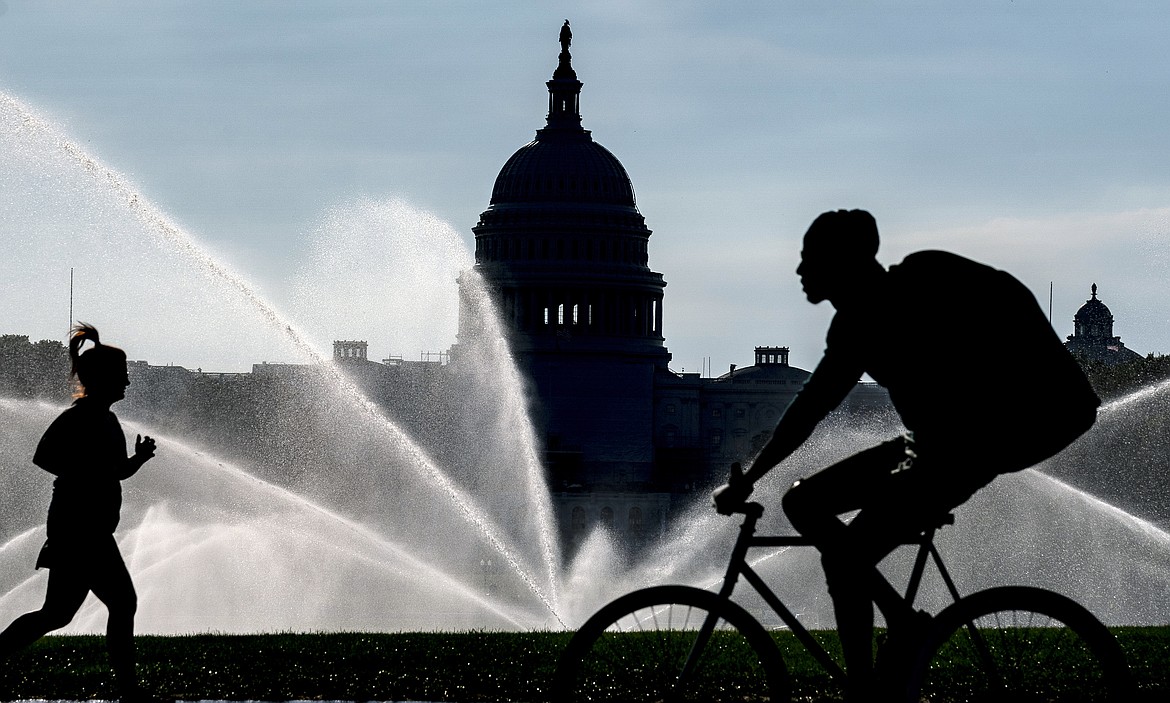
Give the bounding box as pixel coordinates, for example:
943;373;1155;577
1065;284;1143;365
333;340;369;361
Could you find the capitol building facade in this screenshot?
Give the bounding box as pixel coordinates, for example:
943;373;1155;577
457;25;887;549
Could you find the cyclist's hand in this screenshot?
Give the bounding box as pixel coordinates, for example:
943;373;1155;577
713;462;752;515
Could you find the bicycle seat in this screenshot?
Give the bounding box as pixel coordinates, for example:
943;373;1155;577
923;512;956;531
898;512;955;546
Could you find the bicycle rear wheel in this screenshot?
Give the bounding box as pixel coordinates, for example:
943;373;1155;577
905;586;1133;702
554;584;789;702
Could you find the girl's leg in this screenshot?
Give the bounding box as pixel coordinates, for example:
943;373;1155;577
0;564;90;655
88;537;139;698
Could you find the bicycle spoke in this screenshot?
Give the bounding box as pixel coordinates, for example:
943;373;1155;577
910;587;1130;703
555;586;787;702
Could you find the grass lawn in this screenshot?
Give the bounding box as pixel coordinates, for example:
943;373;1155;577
0;628;1165;701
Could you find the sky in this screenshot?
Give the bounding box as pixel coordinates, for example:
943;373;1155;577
2;1;1170;374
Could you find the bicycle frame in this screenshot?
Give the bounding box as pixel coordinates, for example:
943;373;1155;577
680;502;965;687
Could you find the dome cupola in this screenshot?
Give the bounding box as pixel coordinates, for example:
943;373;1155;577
1073;284;1114;341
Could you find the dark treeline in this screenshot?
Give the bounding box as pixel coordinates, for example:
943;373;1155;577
6;332;1170;411
0;334;71;402
1077;353;1170;401
5;332;1170;426
0;335;458;483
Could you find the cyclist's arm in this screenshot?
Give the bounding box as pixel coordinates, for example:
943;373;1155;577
742;347;861;486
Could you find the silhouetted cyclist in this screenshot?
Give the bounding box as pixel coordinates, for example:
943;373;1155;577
0;324;163;703
714;210;1100;703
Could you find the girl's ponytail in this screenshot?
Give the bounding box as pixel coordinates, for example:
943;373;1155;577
69;323;124;398
69;322;101;378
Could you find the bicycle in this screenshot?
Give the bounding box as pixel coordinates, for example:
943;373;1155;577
553;501;1134;702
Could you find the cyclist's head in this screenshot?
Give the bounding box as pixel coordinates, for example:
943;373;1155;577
802;209;879;262
796;209;881;305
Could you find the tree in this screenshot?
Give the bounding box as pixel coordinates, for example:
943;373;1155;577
0;334;71;402
1074;353;1170;402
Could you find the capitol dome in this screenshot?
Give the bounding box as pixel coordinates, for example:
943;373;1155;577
481;21;639;213
490;135;636;207
471;21;657;271
460;21;671;499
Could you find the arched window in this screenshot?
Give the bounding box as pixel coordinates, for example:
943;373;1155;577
629;507;643;533
571;507;587;533
600;507;614;529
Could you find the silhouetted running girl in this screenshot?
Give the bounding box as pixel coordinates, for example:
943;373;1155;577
0;324;161;702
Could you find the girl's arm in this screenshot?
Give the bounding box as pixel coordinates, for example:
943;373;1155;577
32;414;73;476
116;434;156;480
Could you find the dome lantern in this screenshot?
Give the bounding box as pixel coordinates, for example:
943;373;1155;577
1073;283;1114;340
545;20;583;131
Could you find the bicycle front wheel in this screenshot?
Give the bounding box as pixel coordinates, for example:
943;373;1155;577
553;584;789;702
905;586;1133;702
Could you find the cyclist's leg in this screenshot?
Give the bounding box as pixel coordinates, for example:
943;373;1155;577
782;438;998;701
781;436;909;538
781;437;911;700
843;454;998;700
846;448;998;609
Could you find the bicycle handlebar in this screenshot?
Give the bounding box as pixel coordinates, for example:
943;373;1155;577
729;501;765;519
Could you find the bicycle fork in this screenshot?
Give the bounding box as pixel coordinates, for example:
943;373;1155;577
675;511;762;689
